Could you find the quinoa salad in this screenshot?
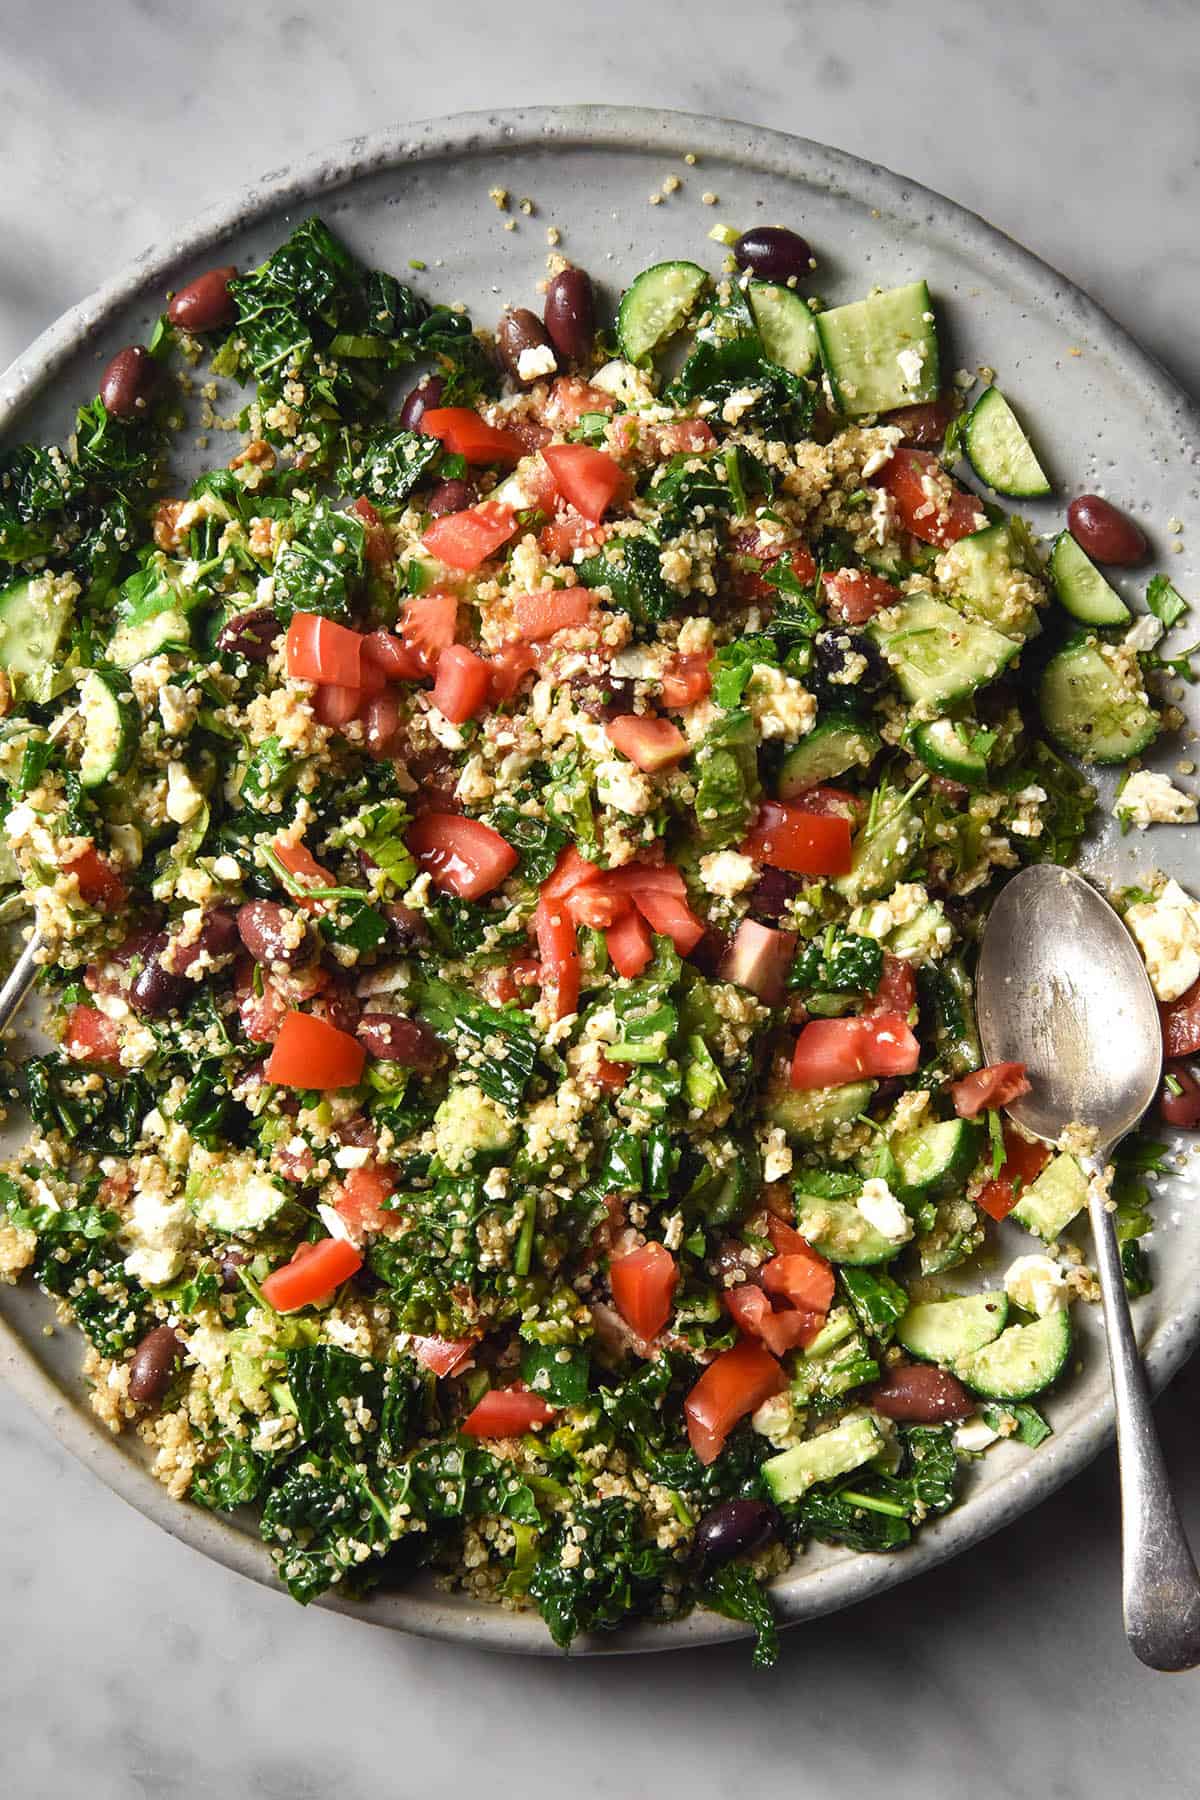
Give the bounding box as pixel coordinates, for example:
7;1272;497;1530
0;211;1196;1663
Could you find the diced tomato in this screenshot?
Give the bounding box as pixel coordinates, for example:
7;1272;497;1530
661;653;712;709
350;495;392;568
874;448;986;547
821;567;900;625
610;1242;679;1341
362;628;423;682
235;960;290;1044
951;1061;1031;1119
761;1248;836;1314
1161;977;1200;1059
789;784;861;822
1161;1064;1200;1128
743;800;853;877
606;714;689;773
655;418;717;455
605;906;654;978
724;1284;825;1358
285;612;364;688
512;589;593;643
565;885;629;930
432;643;492;724
265;1011;367;1090
271;838;336;912
64;847;126;909
604;861;687;899
538;511;609;560
262;1237;363;1312
976;1124;1052;1222
422;501;517;571
485;640;536;703
790;1012;920;1088
418;407;524;465
63;1003;122;1068
684;1337;787;1466
312;682;364;728
541;443;627;522
886;396;960;449
630;889;706;956
407;812;519;900
866;953;917;1018
593;1055;632;1091
542;845;604;901
333;1164;396;1236
729;527;818;603
397;591;458;673
534;893;581;1021
412;1335;478;1378
545;377;616;429
766;1216;812;1257
462;1385;555;1438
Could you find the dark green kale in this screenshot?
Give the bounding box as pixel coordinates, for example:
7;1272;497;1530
577;532;675;629
789;1425;958;1554
667;322;815;440
192;1444;273;1513
24;1059;153;1154
839;1266;909;1342
606;941;682;1064
1002;741;1094;868
520;1342;591;1405
791;925;884;995
286;1345;385;1452
401;1439;540;1526
366;1178;491;1336
19;1195;149;1357
483;806;567;886
414;978;538;1110
260;1452;392;1603
916;956;981;1079
528;1499;675;1649
700;1563;781;1669
648;453;736;535
334;425;440;514
0;442;77;562
980;1402;1052;1448
271;504;366;623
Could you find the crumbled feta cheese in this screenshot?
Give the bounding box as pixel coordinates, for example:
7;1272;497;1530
318;1202;357;1244
516;344;557;382
1116;770;1198;830
122;1183;193;1288
698;850;757;898
332;1145;371;1171
165;761;204;825
896;345;926;390
1126;879;1200;1000
745;665;816;742
610;644;667;681
856;1177;913;1245
720;386;761;426
595;758;655;816
1005;1253;1068;1318
455;754;496;805
158;684;197;737
1124;613;1164;653
676;616;715;657
761;1126;793;1184
953;1416;1000;1454
212;854;242;882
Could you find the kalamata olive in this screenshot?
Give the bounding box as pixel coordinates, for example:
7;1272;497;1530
1067;494;1147;566
1161;1064;1200;1128
686;927;729;978
543;267;596;366
569;670;637;720
167;265;237;332
219;1249;248;1293
237;899;315;970
128;934;190;1019
364;690;405;760
732;226;814;284
357;1012;444;1069
693;1498;780;1571
809;628;889;699
871;1362;975;1423
495;309;557;385
886;396;959;449
748;867;802;924
312;984;361;1034
128;1325;183;1404
426;478;476;517
385;904;429;949
217;607;280;663
398;374;444;431
161;907;240;977
99;346;159;420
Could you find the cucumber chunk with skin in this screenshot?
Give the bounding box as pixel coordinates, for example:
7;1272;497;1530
962;387;1051;498
748;281;820;376
892;1117;983;1198
910;718;990;787
616;261;708;363
955;1310;1072;1401
794;1193;901;1266
937;518;1042;640
777;714;881;796
1039;636;1158;764
762;1412;884;1503
78;669;138;788
765;1081;876;1143
869;593;1021;711
1049;531;1131;627
815;281;939;417
834;798;922;906
897;1291;1009;1364
0;573;76;702
1011;1153;1088;1242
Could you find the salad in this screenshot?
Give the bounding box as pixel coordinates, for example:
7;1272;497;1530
0;210;1194;1664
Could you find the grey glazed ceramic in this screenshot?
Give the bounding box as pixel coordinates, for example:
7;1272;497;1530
2;106;1199;1656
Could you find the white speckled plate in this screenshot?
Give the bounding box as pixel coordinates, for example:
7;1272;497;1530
3;106;1199;1656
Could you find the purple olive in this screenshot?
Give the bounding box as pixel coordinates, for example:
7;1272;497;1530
100;346;159;419
732;226;815;283
217;608;280;663
495;310;557;385
543;268;596;365
426;478;476;517
398;374;444;432
128;1326;182;1404
693;1498;780;1571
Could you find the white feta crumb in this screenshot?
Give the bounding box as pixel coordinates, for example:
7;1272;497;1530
165;761;204;825
698;850;757;898
954;1416;1000;1454
516;344;558;382
1116;770;1198;830
332;1146;371;1171
856;1178;913;1245
1124;614;1165;653
1125;879;1200;1001
745;664;816;741
1005;1253;1068;1318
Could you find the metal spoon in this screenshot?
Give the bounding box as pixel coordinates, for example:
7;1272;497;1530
0;929;43;1033
977;862;1200;1671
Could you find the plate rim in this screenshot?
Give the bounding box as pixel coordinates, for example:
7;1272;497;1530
3;102;1198;1656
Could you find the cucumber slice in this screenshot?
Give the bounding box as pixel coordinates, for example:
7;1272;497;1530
917;1198;985;1275
764;1080;875;1144
762;1412;884;1503
0;573;76;702
78;670;138;788
1010;1152;1087;1242
869;594;1020;710
892;1118;983;1198
833;798;922;906
1049;531;1130;627
188;1162;289;1235
616;261;708;363
937;518;1042;640
962;387;1050;498
910;718;990;788
794;1193;900;1266
777;713;881;796
1039;637;1158;764
109;606;191;669
955;1310;1072;1401
747;281;820;377
815;281;939;417
897;1291;1009;1363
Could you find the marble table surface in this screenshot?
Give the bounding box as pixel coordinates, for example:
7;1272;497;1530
3;2;1199;1794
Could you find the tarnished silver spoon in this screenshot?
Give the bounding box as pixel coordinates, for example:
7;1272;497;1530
977;862;1200;1670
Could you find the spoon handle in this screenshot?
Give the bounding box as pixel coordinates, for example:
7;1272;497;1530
1083;1152;1200;1670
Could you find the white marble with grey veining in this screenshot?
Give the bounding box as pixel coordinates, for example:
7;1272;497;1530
3;2;1200;1794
